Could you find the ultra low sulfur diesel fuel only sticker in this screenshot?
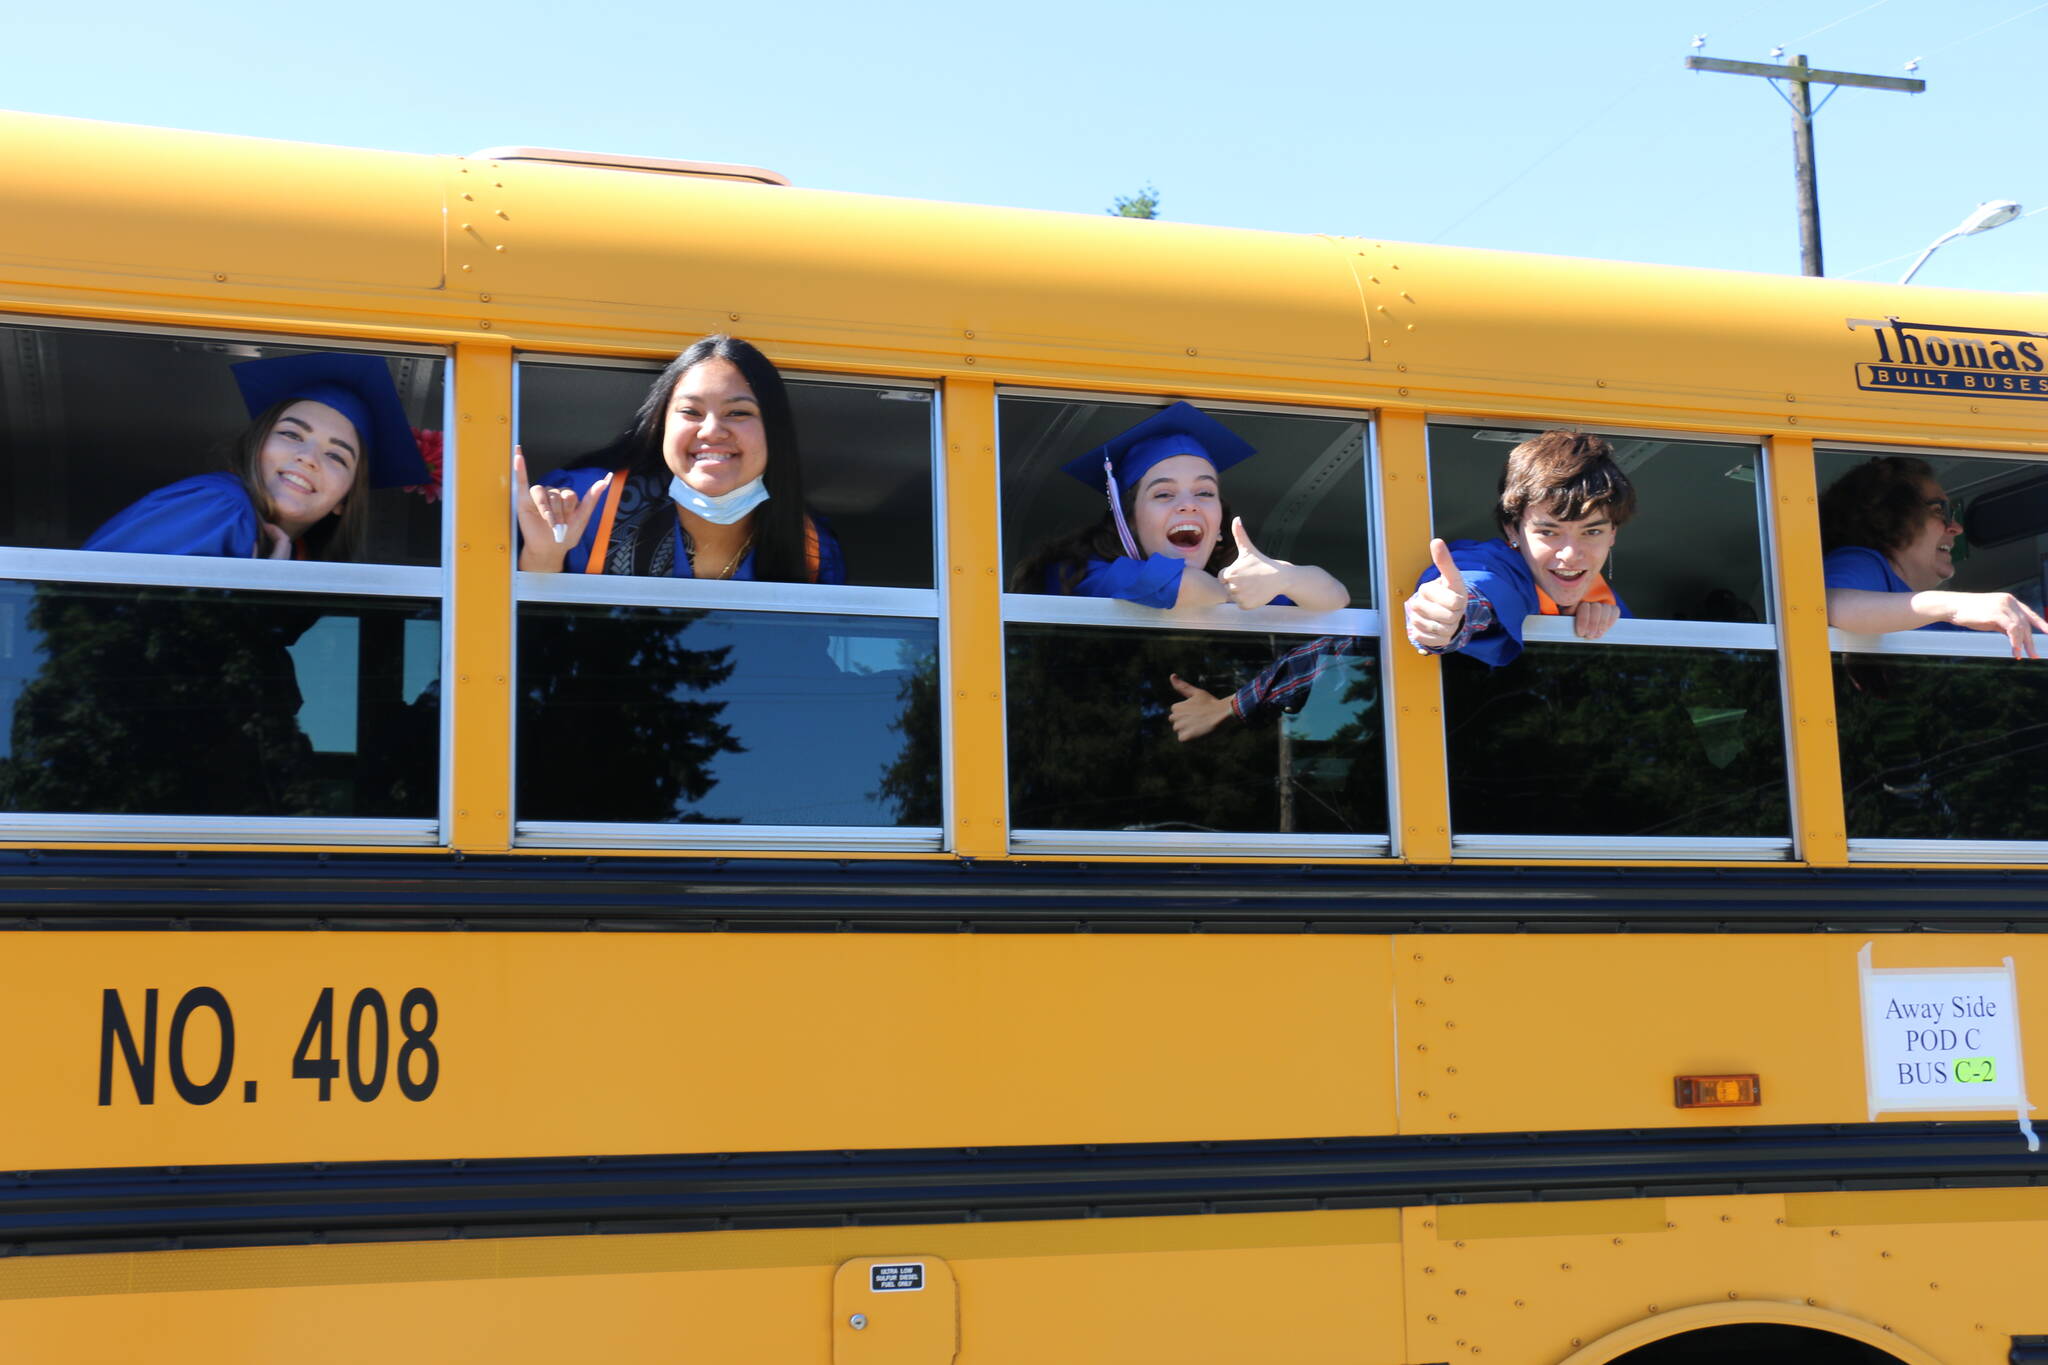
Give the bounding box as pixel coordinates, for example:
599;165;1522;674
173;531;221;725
1858;942;2037;1150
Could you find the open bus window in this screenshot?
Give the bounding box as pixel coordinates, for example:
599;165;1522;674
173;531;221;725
1426;425;1770;623
999;395;1372;608
1818;446;2048;847
0;581;439;819
1426;422;1789;851
998;392;1385;851
515;360;936;589
517;606;939;830
0;321;443;566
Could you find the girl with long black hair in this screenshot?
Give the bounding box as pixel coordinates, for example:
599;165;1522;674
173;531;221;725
515;334;843;583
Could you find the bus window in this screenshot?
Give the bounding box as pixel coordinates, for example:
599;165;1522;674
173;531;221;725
512;357;943;850
0;582;439;821
517;606;938;829
1818;445;2048;852
0;321;443;565
515;360;935;588
999;392;1386;854
1425;422;1790;853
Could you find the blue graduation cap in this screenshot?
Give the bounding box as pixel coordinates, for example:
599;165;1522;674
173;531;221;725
232;353;429;489
1058;401;1256;558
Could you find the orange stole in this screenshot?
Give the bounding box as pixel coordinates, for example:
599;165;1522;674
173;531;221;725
580;470;823;581
1533;574;1616;616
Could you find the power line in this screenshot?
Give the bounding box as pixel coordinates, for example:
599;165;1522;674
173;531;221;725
1790;0;1891;44
1834;202;2046;280
1914;0;2048;60
1427;80;1650;243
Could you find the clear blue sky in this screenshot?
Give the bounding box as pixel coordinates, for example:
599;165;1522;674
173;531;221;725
5;0;2041;292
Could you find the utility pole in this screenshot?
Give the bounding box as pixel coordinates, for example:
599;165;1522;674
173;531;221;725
1686;53;1924;276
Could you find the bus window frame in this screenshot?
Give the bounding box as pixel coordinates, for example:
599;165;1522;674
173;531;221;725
508;353;948;853
1424;415;1792;863
0;313;453;847
1816;438;2048;866
995;385;1392;859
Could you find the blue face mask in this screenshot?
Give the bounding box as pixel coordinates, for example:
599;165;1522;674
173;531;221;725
669;474;770;525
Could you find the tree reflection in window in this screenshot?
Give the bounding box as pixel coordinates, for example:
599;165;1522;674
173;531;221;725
1836;654;2048;841
0;583;437;817
518;606;939;828
1005;625;1385;835
1444;644;1789;839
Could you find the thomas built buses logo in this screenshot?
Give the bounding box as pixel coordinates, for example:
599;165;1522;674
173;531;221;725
1850;317;2048;401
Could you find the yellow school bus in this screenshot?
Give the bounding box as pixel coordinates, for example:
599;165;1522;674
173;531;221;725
2;108;2047;1365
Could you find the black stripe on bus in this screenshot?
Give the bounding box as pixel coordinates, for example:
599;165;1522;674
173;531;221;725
4;1121;2043;1257
2;852;2048;932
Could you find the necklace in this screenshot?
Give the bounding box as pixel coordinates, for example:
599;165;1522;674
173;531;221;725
689;533;755;580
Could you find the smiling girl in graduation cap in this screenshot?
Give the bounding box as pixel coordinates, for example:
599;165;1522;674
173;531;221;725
84;352;428;562
1014;401;1348;612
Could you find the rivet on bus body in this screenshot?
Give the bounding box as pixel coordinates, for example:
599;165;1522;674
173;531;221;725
1427;1315;1440;1324
1572;1341;1583;1349
1444;975;1454;983
1449;1112;1460;1119
1187;348;1198;356
1647;1304;1659;1313
213;273;226;282
1401;292;1413;302
462;193;474;201
1454;1288;1467;1296
480;321;493;329
1728;1291;1739;1300
1596;379;1608;387
964;357;976;365
1376;306;1389;314
1422;1220;1434;1229
1398;363;1408;372
1787;416;1798;423
1398;388;1410;397
964;330;975;340
730;313;740;322
849;1315;867;1331
1423;1264;1435;1273
495;244;506;252
1417;1044;1428;1052
1446;1066;1458;1074
1829;1228;1840;1236
1880;1250;1890;1258
461;223;472;231
1930;1282;1940;1290
1721;1215;1731;1222
480;294;492;302
1559;1263;1571;1271
459;809;468;816
1453;1240;1464;1248
1784;394;1796;402
1613;1237;1623;1245
495;209;508;219
1418;1090;1429;1099
1808;1298;1820;1307
461;264;473;271
1514;1300;1524;1308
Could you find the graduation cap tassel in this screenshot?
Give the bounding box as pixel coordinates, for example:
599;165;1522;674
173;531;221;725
1106;455;1141;559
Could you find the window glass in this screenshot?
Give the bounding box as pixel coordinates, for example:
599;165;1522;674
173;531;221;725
1441;644;1789;838
1006;624;1384;836
0;322;443;565
517;605;939;828
1818;448;2048;845
1428;425;1768;622
516;362;935;589
0;582;439;817
1001;395;1372;606
1835;653;2048;841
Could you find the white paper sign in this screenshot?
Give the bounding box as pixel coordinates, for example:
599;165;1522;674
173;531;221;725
1858;942;2036;1150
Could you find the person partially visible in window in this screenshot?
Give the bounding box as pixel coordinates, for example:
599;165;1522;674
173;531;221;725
1821;456;2047;656
1011;401;1348;611
515;334;844;584
84;353;427;561
1404;430;1636;666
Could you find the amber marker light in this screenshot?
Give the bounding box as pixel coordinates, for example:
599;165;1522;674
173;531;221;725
1674;1074;1762;1109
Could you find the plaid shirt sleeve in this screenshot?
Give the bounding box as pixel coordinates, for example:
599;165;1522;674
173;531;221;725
1416;590;1495;656
1229;635;1370;723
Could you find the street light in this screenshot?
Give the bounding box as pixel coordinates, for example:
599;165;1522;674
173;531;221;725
1899;200;2022;284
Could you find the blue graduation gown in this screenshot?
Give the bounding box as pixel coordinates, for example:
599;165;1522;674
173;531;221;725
539;466;847;583
1417;537;1632;668
83;473;264;558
